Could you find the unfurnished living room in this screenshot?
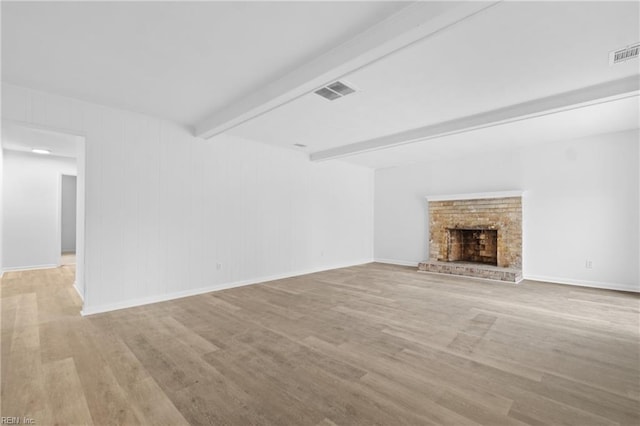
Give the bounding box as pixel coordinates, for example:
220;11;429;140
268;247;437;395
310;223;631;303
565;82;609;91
1;1;639;425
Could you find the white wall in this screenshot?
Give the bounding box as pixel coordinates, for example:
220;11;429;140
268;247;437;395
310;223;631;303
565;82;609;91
2;150;77;269
1;83;374;314
0;146;3;276
374;130;640;292
61;174;77;253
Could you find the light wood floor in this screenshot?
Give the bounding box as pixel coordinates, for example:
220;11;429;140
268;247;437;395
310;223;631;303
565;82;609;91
1;263;639;425
60;252;76;266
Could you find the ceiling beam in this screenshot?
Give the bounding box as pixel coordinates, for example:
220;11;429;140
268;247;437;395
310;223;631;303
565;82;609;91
194;1;501;139
310;75;640;162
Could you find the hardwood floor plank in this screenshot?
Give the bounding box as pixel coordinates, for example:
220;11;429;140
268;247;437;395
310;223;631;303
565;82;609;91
126;377;190;426
42;357;94;425
538;373;640;426
1;263;638;425
2;293;50;422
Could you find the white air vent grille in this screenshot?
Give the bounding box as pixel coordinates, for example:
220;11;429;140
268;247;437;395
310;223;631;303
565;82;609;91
610;43;639;65
314;81;356;101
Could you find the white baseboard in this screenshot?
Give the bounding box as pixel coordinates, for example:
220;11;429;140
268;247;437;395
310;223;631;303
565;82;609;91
73;282;84;301
523;274;639;293
374;258;419;267
81;258;373;316
2;264;58;272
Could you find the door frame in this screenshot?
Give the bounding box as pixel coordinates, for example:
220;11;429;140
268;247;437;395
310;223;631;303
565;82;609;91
2;119;87;306
57;173;78;264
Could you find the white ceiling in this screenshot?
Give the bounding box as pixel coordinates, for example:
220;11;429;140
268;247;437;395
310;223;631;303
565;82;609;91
229;1;640;154
1;1;638;169
1;1;409;126
342;95;640;169
1;122;79;158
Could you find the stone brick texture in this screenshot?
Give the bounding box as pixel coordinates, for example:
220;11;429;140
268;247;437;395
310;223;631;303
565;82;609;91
417;261;523;282
428;197;522;269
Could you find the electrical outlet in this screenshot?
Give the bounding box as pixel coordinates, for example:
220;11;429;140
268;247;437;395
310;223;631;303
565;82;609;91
585;260;593;269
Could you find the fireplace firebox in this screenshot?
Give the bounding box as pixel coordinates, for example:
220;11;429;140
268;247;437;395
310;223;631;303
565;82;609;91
447;228;498;266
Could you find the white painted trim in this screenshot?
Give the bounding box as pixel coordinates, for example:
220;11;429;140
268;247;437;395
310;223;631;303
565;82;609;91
195;1;500;139
58;173;77;264
425;190;524;202
73;281;84;302
75;134;87;307
2;264;58;272
523;274;639;293
55;173;62;267
311;78;640;161
2;119;87;310
81;259;374;316
374;258;419;267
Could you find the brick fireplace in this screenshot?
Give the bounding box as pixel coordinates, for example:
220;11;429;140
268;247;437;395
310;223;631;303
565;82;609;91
418;191;523;282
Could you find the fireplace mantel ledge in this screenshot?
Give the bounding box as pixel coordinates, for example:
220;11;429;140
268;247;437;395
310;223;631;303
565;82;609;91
425;190;525;202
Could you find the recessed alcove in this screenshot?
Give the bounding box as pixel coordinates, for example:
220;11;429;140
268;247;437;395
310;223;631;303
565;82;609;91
447;228;498;266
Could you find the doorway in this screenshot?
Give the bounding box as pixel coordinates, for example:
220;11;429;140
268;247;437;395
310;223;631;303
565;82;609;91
1;120;86;306
61;174;77;266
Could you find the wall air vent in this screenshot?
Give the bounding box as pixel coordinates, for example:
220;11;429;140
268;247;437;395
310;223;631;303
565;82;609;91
314;81;356;101
610;43;639;65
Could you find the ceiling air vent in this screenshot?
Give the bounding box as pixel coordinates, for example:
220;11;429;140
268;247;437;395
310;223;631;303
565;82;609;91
610;43;639;65
314;81;356;101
